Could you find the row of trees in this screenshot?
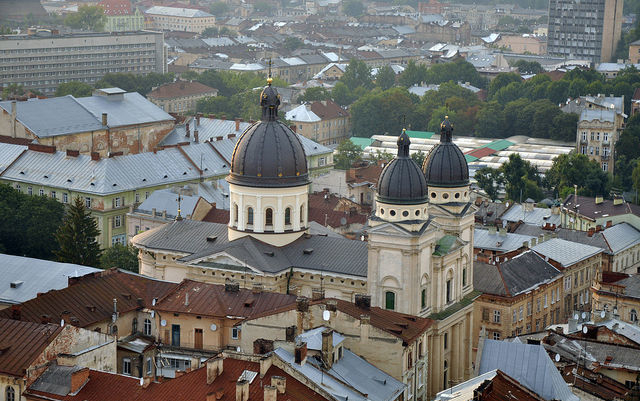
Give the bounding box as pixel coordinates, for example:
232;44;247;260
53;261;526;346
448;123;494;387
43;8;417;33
0;185;138;270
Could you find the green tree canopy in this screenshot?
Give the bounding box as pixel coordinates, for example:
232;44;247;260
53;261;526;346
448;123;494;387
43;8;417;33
411;150;426;167
101;243;139;272
95;72;175;95
284;36;304;51
55;81;93;98
297;87;331;103
55;197;102;267
474;167;504;201
335;139;363;169
376;65;396;91
500;154;543;201
209;2;229;16
64;5;106;31
546;153;610;198
340;59;373;91
399;60;427;87
342;0;365;16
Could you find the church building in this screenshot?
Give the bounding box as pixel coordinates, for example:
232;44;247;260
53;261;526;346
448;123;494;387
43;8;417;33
132;80;478;398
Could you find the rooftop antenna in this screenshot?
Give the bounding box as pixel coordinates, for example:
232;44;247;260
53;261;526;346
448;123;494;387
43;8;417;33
267;58;273;86
175;193;183;221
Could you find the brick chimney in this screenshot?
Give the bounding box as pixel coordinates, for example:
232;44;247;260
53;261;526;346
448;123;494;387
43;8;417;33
91;152;100;161
294;341;307;365
102;113;108;126
194;129;199;143
235;118;240;132
355;294;371;309
296;296;309;312
66;149;79;157
10;305;21;320
263;385;277;401
289;124;297;133
70;368;89;393
271;376;286;394
321;328;334;369
186;122;190;138
236;379;249;401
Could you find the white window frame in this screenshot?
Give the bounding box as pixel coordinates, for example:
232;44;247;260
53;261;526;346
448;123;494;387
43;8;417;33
231;327;239;339
123;358;131;375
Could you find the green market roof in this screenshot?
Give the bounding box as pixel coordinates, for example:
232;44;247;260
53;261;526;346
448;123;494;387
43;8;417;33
405;130;435;139
349;137;375;150
480;139;514;151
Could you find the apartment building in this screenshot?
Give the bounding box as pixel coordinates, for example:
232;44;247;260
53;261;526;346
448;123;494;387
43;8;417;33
98;0;144;32
147;80;218;113
0;31;165;95
547;0;623;63
144;6;216;34
285;100;350;146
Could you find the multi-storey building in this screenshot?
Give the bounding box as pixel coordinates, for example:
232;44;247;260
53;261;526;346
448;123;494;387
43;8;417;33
144;6;216;34
547;0;623;63
592;272;640;325
0;31;165;95
147;80;218;114
98;0;144;32
630;39;640;64
285;100;350;146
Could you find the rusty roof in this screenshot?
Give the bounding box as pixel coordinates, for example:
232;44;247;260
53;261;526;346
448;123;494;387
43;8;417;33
307;192;368;228
153;280;298;320
309;100;349;120
0;269;177;328
0;317;63;377
147;81;218;100
27;356;327;401
476;370;545;401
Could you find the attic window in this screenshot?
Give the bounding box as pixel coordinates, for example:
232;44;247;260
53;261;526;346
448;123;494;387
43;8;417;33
112;183;117;187
264;251;274;257
90;182;95;186
206;236;217;242
163;174;168;179
183;172;187;175
303;248;314;255
43;175;48;178
142;178;147;182
19;171;24;175
67;179;72;183
10;281;23;288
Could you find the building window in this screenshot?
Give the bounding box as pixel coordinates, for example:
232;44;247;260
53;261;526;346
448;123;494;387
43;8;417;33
114;197;121;208
285;207;291;225
602;162;608;171
114;215;122;228
513;310;517;323
462;268;467;287
385;291;395;310
15;184;20;192
231;326;239;339
519;306;523;321
135;193;140;203
446;279;452;303
27;187;32;195
234;204;238;223
146;357;152;375
51;191;56;199
443;360;448;388
544;294;548;308
132;318;137;333
631;310;638;323
145;191;149;199
300;204;305;224
144;318;152;336
171;324;180;346
63;193;68;203
443;332;448;349
247;207;254;225
421;288;426;309
112;325;118;335
493;331;500;340
265;208;273;227
85;197;92;209
493;310;501;323
112;234;125;245
39;188;44;196
6;387;15;401
123;358;131;375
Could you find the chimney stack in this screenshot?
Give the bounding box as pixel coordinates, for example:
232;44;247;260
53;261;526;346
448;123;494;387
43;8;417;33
70;368;89;393
186;122;190;137
321;328;334;369
355;294;371;309
235;380;249;401
194;129;199;143
91;152;100;161
102;113;108;126
294;341;307;365
263;386;277;401
10;100;17;138
235;118;240;132
271;376;286;394
206;356;224;384
259;355;272;378
360;314;370;340
311;288;325;301
296;296;309;312
10;305;21;320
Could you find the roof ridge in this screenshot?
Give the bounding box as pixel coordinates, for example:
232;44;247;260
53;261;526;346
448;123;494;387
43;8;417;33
494;263;511;297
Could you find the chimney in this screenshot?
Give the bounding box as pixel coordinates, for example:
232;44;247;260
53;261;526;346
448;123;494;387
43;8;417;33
296;296;309;312
530;237;537;246
271;376;286;394
196;113;201;126
285;325;296;342
264;386;277;401
311;288;325;301
152;208;157;217
588;227;595;237
186;122;190;137
354;294;371;309
10;305;21;320
321;328;334;369
259;355;272;377
236;380;249;401
326;300;337;312
102;113;108;126
289;124;297;133
360;314;370;340
235;118;240;131
294;341;308;365
91;152;100;161
225;281;240;292
595;195;603;204
194;129;199;143
228;134;236;139
206;356;224;384
498;228;506;236
613;197;623;206
522;241;529;248
70;368;89;393
61;310;71;324
66;149;79;157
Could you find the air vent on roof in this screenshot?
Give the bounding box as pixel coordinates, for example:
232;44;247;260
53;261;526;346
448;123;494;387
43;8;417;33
67;179;72;183
207;236;218;242
264;251;274;257
112;183;117;187
163;174;168;179
90;182;95;186
19;171;24;175
43;175;48;178
10;281;23;288
303;248;313;255
244;299;254;307
183;172;187;175
142;178;147;182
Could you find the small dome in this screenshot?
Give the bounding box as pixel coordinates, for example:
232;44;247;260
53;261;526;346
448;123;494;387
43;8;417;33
377;130;428;205
227;82;309;188
423;117;469;188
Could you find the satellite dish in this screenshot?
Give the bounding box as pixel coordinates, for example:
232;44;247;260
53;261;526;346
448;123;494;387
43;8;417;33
160;319;167;327
600;310;606;318
582;326;588;334
151;311;155;318
555;354;560;362
210;323;218;331
340;217;347;225
152;298;157;306
573;313;579;320
581;312;586;319
140;377;144;386
60;319;65;327
323;310;331;321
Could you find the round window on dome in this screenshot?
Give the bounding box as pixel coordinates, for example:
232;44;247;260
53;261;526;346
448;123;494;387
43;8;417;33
380;208;385;215
415;210;420;216
402;211;409;217
464;191;468;197
390;210;396;216
455;193;460;199
443;193;449;200
431;192;437;198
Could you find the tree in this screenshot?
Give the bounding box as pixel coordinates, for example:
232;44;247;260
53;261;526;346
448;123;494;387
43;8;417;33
411;150;426;167
376;65;396;91
209;2;229;16
297;87;331;103
284;36;304;51
511;60;544;75
633;161;640;202
95;72;175;95
55;197;102;267
399;60;427;88
331;82;356;106
371;149;394;162
500;154;543;201
488;73;521;99
64;5;106;31
55;81;93;98
342;0;364;16
0;184;64;260
335;139;363;169
546;153;609;198
340;59;373;90
474;167;504;201
2;83;25;100
101;243;139;272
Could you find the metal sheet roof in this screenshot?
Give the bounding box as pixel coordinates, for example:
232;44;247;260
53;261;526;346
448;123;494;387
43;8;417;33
473;228;536;252
501;204;562;227
0;144;26;174
602;223;640;254
580;108;616;123
532;238;602;267
144;5;213;17
76;92;173;128
0;254;99;305
478;339;579;401
136;189;201;218
285;104;321;122
297;327;345;350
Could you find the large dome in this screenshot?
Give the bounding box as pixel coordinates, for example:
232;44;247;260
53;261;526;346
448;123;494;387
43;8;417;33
377;130;428;204
227;82;309;188
423;117;469;187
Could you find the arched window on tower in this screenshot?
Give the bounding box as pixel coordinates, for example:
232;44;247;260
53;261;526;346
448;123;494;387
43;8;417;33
265;208;273;228
446;270;454;304
300;204;305;224
285;207;291;226
247;207;254;226
234;204;238;224
443;360;448;389
385;291;395;310
6;387;15;401
631;309;638;323
421;288;427;310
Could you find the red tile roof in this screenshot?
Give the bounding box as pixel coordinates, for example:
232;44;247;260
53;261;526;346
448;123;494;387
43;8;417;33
148;81;218;100
0;269;178;328
346;163;383;185
200;206;230;224
307;192;368;229
563;194;640;221
633;87;640;101
309;100;349;120
0;317;63;377
27;356;327;401
154;280;298;320
476;370;545;401
98;0;132;15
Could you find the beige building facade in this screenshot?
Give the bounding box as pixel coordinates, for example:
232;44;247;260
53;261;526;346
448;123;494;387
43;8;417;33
144;6;216;34
285;100;350;147
494;34;547;55
147;81;218;114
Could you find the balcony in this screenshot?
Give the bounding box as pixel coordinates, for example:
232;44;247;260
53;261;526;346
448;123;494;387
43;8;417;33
600;154;610;160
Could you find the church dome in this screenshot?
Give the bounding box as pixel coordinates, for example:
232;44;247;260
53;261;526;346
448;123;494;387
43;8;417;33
422;117;469;187
227;79;309;188
377;129;429;204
